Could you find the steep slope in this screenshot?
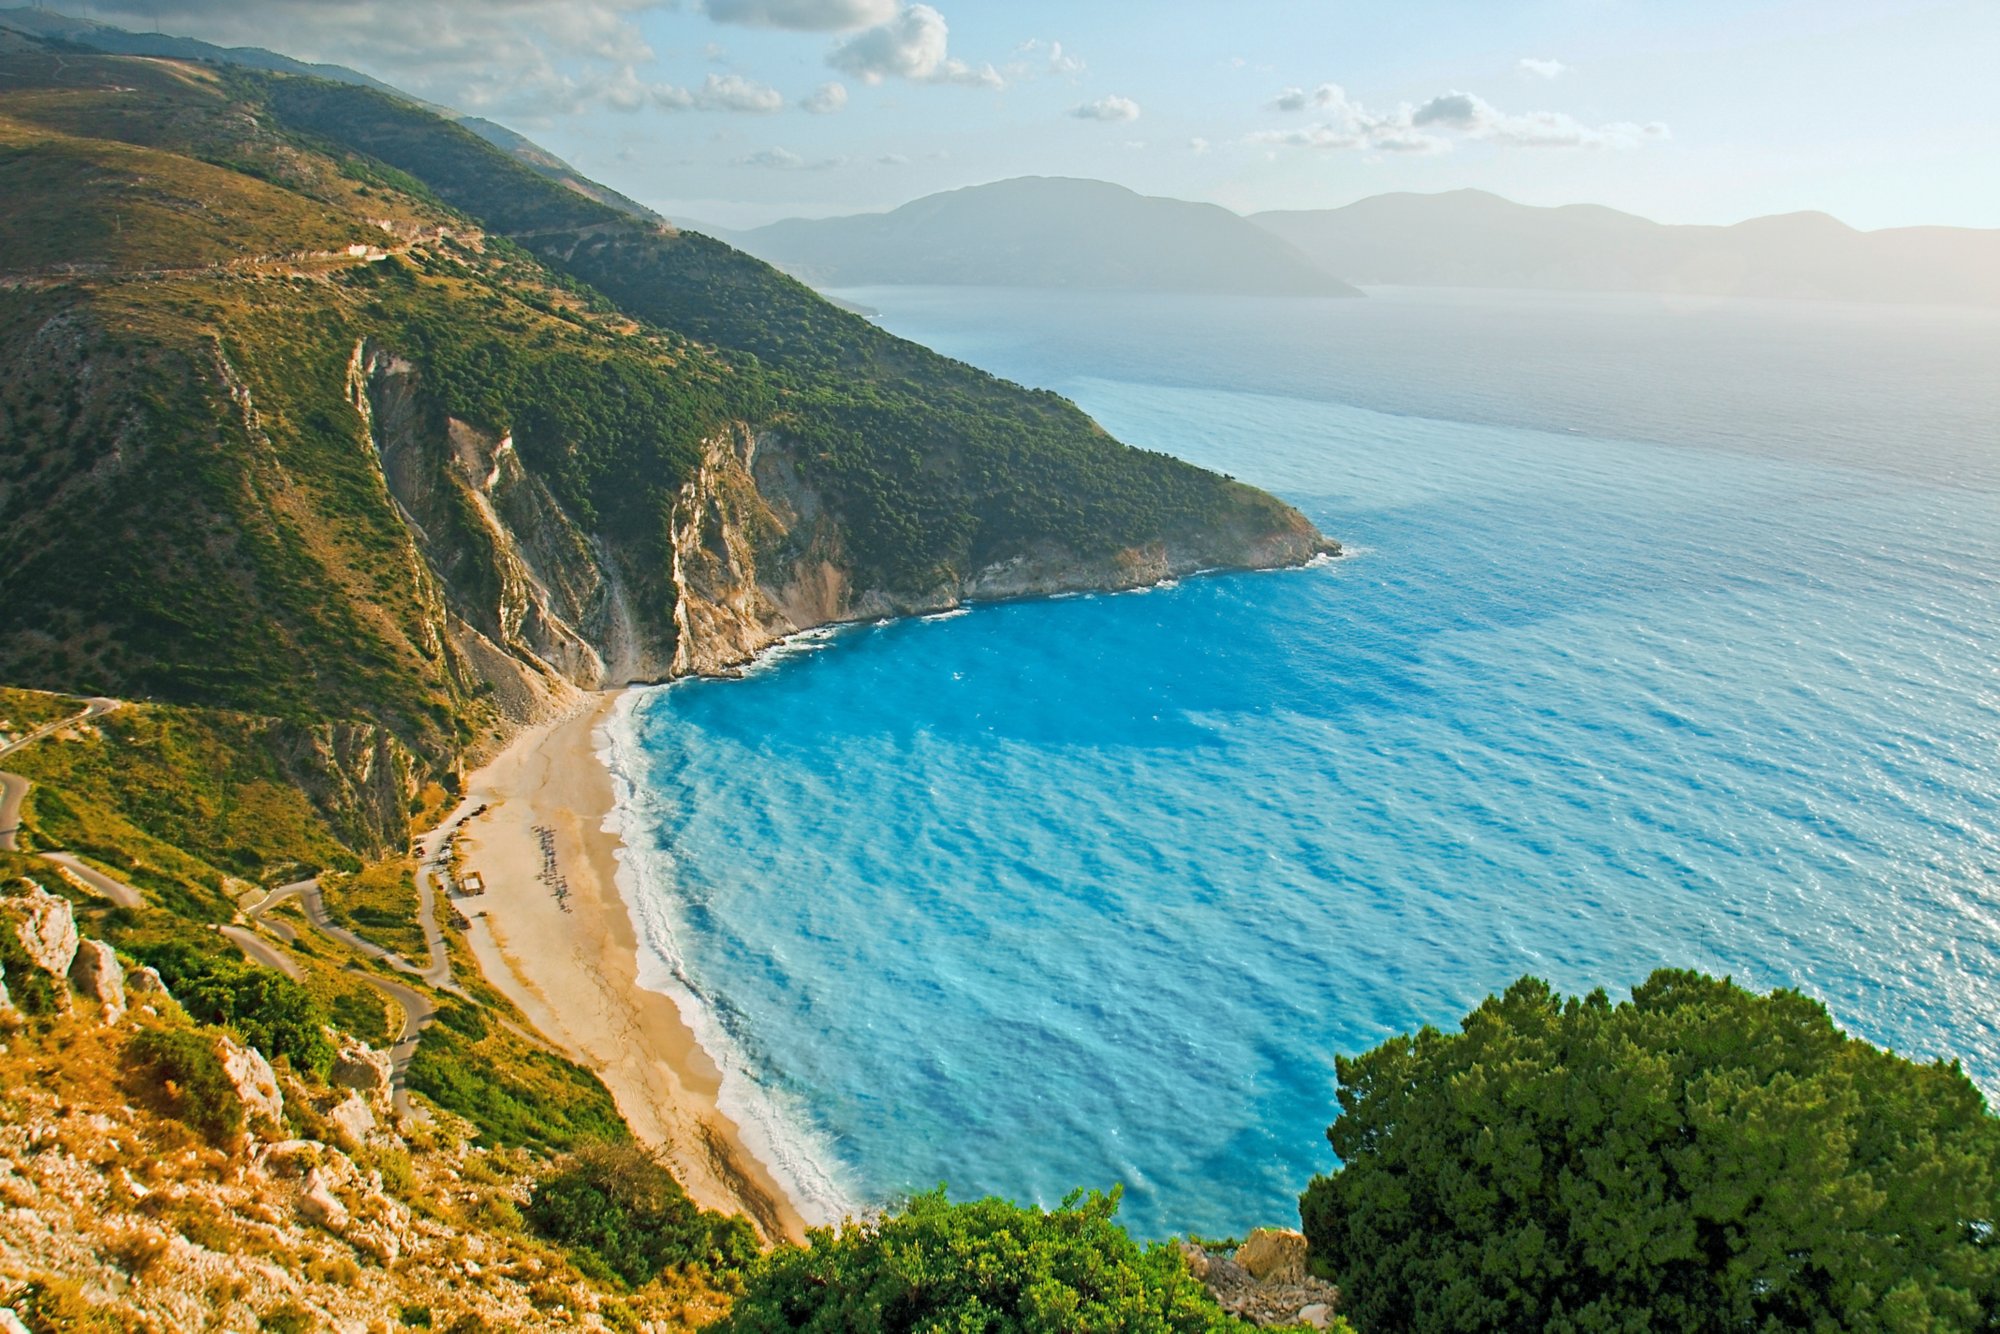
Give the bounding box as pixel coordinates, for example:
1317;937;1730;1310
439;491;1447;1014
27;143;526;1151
1254;188;2000;305
730;176;1362;297
0;54;1333;771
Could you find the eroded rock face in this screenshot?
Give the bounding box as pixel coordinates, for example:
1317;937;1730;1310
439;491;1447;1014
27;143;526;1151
127;964;169;997
1238;1227;1309;1284
3;881;79;979
328;1093;377;1146
300;1165;349;1231
68;938;125;1020
331;1038;393;1095
217;1037;284;1125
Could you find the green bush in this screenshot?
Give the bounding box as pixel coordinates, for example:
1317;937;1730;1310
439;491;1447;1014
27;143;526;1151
130;941;335;1078
716;1187;1249;1334
126;1026;245;1144
525;1142;755;1287
1300;969;2000;1334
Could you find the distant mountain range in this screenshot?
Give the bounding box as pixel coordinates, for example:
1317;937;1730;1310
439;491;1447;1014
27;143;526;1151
726;178;2000;307
1253;189;2000;306
722;177;1361;298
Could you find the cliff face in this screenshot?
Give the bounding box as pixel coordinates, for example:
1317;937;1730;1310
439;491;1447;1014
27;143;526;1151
667;428;1336;676
349;341;677;733
270;717;422;859
347;356;1338;695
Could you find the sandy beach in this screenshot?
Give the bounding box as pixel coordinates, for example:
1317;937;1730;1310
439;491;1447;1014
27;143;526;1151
455;693;808;1245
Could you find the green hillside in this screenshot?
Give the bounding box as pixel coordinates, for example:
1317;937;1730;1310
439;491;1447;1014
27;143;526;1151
0;53;1327;774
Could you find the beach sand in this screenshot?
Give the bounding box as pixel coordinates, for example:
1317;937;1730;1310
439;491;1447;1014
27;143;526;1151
456;693;808;1244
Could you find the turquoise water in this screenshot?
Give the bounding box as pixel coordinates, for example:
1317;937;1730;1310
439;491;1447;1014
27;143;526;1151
605;287;2000;1238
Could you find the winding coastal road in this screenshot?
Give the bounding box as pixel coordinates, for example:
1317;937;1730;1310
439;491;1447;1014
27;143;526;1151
5;693;445;1114
238;875;443;1116
0;696;143;908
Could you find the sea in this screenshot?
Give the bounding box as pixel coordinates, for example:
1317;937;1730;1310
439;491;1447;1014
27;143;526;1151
601;285;2000;1239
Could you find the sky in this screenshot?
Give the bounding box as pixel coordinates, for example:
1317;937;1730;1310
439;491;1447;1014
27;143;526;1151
58;0;2000;231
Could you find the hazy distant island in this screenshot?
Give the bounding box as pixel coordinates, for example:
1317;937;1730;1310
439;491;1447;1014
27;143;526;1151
720;176;1362;298
723;176;2000;308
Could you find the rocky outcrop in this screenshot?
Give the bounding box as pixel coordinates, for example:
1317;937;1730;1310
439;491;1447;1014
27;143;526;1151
1183;1236;1343;1329
1236;1227;1309;1284
331;1037;394;1095
3;881;78;980
328;1092;377;1146
217;1037;284;1126
68;938;124;1020
300;1165;351;1231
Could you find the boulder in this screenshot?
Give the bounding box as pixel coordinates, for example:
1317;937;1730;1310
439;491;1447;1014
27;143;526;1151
1236;1228;1309;1284
328;1093;376;1146
69;939;126;1019
1299;1303;1334;1329
2;882;78;979
217;1036;284;1125
299;1165;349;1231
0;1307;30;1334
127;964;170;997
1178;1239;1212;1280
258;1139;323;1178
331;1038;393;1095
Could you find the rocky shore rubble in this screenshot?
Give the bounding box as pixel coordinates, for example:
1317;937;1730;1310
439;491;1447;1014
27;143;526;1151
1183;1227;1344;1329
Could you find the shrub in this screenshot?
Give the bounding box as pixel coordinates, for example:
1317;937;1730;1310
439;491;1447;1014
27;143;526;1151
715;1187;1249;1334
126;1026;244;1144
1300;970;2000;1334
129;941;335;1078
526;1142;756;1287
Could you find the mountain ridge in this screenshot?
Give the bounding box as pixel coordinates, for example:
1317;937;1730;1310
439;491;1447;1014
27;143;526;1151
727;175;1362;297
1253;187;2000;305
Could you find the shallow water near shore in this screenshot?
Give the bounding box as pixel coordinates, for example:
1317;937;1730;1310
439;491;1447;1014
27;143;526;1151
606;286;2000;1238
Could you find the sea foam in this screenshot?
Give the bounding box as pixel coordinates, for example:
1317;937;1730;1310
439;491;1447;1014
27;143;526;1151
597;690;857;1226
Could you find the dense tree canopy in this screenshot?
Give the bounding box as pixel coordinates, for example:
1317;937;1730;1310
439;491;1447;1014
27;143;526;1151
1300;970;2000;1334
716;1188;1251;1334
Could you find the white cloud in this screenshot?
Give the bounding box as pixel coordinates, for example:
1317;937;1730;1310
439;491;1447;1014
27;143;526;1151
1412;90;1667;148
697;71;785;111
1071;94;1140;123
1252;84;1665;155
1018;38;1085;77
1189;136;1211;155
878;152;911;165
703;42;729;61
1270;82;1348;113
705;0;896;31
799;80;849;113
1518;56;1568;80
735;146;847;169
828;4;1002;88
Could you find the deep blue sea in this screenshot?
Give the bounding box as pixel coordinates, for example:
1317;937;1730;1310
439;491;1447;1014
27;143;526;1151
604;286;2000;1238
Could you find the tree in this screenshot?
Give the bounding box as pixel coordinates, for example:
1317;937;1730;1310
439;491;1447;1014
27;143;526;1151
716;1188;1251;1334
1299;970;2000;1333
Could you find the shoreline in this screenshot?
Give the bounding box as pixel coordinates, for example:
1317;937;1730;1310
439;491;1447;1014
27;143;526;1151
455;693;809;1245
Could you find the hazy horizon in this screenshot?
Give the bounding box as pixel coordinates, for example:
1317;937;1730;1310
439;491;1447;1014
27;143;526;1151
17;0;1998;232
